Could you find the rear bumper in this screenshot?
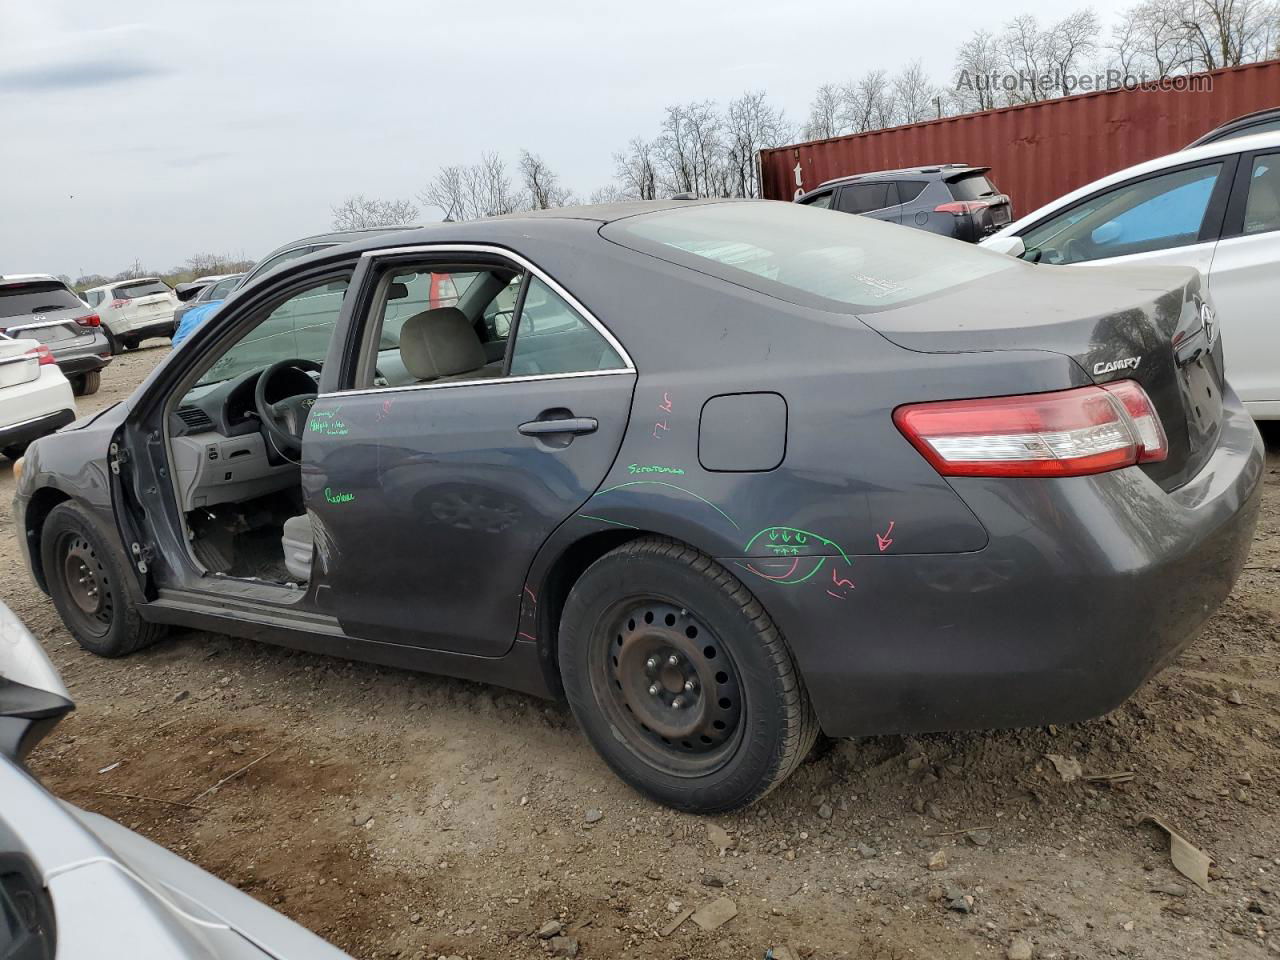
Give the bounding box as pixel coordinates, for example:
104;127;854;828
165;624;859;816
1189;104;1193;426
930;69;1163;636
0;408;75;452
730;390;1264;738
109;312;175;338
52;333;112;375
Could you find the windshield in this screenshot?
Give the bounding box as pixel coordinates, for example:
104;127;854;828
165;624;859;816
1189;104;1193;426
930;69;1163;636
0;281;83;317
204;276;242;301
113;279;170;299
604;201;1016;312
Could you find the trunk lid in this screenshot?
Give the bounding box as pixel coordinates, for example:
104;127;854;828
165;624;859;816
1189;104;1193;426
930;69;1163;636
861;262;1224;491
0;337;40;388
2;306;96;348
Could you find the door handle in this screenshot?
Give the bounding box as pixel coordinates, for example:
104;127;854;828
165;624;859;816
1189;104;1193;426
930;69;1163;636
518;416;598;437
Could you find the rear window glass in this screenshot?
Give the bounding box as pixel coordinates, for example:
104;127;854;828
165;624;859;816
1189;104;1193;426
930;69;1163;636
896;180;929;204
604;201;1016;311
113;280;170;299
947;173;999;201
0;281;83;317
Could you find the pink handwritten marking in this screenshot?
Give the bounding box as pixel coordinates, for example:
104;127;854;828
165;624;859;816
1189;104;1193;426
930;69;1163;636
826;590;846;600
376;398;394;422
876;520;895;553
831;568;855;590
523;585;537;605
658;391;673;414
517;632;537;642
652;420;669;439
745;557;801;582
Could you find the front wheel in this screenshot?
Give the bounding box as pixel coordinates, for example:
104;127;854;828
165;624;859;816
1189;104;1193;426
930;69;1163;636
41;502;166;657
71;370;101;396
559;537;818;813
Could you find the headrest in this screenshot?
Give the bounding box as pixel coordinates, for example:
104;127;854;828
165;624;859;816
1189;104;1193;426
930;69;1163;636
399;307;486;381
387;281;409;300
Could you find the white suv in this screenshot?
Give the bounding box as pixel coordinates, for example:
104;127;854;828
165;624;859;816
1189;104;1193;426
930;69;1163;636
0;334;76;461
983;130;1280;420
81;278;179;352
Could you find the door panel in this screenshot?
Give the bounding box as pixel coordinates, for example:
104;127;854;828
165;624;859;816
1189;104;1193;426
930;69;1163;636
1206;232;1280;404
302;373;636;655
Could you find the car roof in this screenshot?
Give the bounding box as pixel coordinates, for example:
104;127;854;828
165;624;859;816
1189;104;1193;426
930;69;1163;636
813;164;983;190
84;276;166;292
255;225;421;261
993;128;1280;238
0;273;64;287
1186;107;1280;148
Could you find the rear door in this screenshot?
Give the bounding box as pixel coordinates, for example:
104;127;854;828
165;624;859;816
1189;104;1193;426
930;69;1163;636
111;279;174;322
304;251;636;656
1206;148;1280;407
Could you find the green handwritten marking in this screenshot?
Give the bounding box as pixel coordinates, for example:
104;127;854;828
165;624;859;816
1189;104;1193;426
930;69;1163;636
627;463;686;476
591;480;739;531
744;526;851;565
324;486;356;504
577;514;639;529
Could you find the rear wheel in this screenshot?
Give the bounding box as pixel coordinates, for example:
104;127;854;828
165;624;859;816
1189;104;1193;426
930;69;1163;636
71;370;101;396
559;536;818;813
41;502;166;657
2;444;27;462
103;329;122;354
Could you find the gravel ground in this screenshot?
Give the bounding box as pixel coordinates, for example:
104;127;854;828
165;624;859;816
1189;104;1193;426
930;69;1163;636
3;344;1280;960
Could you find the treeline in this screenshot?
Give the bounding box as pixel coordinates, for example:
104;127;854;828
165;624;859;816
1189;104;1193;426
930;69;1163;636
73;252;254;293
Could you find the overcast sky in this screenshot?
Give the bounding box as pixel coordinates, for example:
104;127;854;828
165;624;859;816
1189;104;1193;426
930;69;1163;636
0;0;1132;278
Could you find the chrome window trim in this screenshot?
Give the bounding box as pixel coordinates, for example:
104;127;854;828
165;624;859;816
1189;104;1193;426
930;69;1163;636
355;242;635;370
326;366;634;400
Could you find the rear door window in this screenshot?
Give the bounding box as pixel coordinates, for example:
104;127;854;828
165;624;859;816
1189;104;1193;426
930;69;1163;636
508;276;625;377
837;182;895;214
947;173;999;201
800;191;833;209
112;280;170;299
1242;153;1280;236
0;281;83;317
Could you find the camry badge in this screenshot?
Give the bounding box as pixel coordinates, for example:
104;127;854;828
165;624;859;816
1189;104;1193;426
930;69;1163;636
1093;356;1141;376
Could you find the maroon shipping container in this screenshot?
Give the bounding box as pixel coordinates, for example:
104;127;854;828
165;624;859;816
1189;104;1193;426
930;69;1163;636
760;59;1280;217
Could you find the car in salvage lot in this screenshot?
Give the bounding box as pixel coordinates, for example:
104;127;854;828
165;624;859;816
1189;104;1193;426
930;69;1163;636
0;333;76;462
796;164;1013;241
0;274;112;396
81;277;180;352
0;599;356;960
982;130;1280;420
11;199;1262;813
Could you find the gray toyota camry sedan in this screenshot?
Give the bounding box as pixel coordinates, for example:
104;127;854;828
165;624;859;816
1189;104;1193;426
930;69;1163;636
11;199;1263;813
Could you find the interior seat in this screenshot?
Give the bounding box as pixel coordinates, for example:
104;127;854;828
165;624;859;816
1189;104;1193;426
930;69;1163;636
400;306;496;383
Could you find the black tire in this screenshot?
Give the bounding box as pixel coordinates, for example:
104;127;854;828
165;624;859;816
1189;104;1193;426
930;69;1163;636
40;502;166;658
103;328;122;354
2;444;27;462
559;536;818;813
71;370;101;397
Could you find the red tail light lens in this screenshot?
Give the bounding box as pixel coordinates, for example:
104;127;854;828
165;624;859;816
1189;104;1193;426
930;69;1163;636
934;200;988;215
25;344;56;366
109;298;131;308
893;381;1167;478
75;313;101;327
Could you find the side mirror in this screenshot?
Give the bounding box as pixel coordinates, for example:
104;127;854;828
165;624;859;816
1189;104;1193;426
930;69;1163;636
0;602;73;763
982;234;1026;258
1091;220;1123;245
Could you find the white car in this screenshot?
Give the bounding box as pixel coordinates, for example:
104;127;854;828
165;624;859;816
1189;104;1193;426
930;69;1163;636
0;334;76;461
983;130;1280;420
81;277;179;352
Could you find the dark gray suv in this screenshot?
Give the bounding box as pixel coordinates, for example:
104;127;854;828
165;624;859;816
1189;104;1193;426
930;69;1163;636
797;164;1012;242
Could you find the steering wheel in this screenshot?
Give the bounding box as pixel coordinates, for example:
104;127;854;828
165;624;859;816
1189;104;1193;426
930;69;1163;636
253;358;321;460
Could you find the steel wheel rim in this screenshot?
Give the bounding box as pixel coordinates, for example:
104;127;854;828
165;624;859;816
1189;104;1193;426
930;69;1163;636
590;597;744;777
58;532;113;637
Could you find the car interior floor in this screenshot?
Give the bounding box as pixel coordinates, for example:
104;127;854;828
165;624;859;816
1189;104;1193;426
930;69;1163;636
185;488;303;584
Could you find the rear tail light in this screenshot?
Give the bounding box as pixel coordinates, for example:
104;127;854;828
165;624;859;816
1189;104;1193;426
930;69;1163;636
25;344;56;366
75;313;101;327
934;200;989;215
109;298;131;308
893;381;1167;478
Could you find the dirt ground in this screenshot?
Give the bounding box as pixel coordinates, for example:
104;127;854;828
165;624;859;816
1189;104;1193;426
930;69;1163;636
4;344;1280;960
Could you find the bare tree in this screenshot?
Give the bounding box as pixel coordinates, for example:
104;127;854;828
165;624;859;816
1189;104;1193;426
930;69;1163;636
724;91;791;197
519;150;573;209
330;194;419;230
1046;8;1101;92
840;70;896;133
656;101;727;197
1112;0;1195;76
614;137;659;200
421;153;524;221
588;185;630;204
893;60;939;124
1177;0;1279;68
952;29;1002;112
802;83;844;139
999;13;1053;102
